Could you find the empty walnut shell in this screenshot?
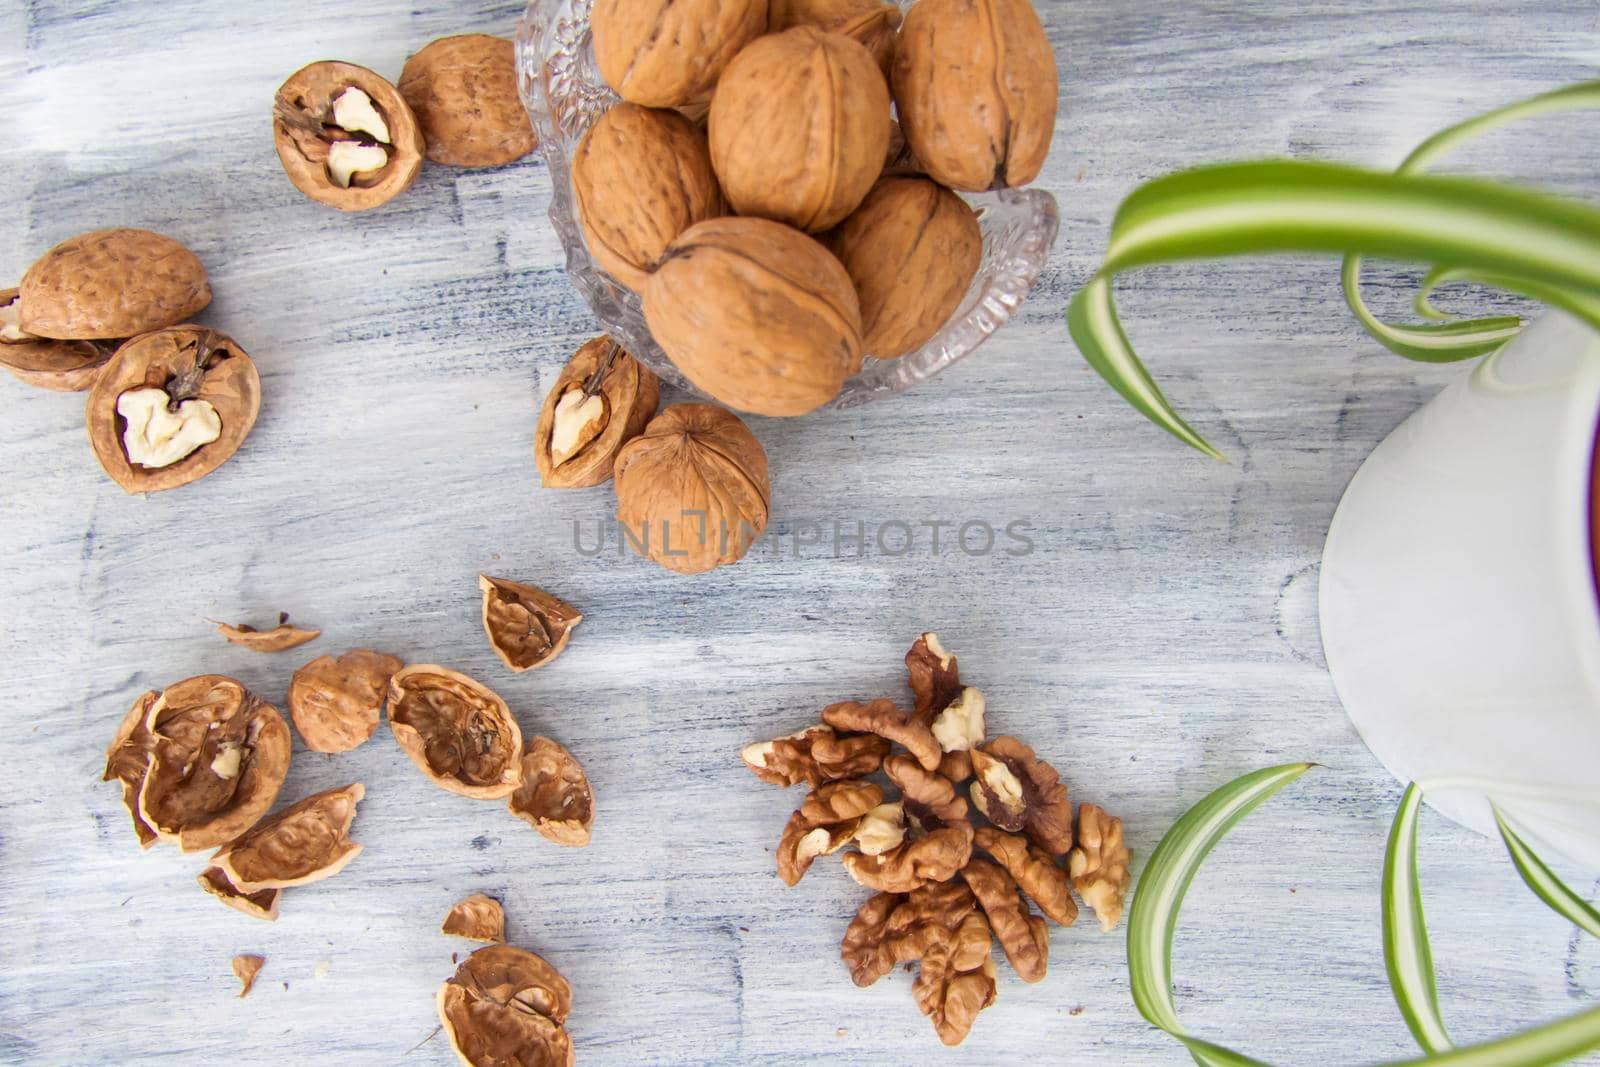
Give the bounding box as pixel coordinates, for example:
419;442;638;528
442;893;507;943
827;178;983;359
769;0;902;76
18;229;211;340
0;288;112;391
399;35;535;168
892;0;1059;191
217;613;321;653
388;665;524;799
572;105;723;294
643;217;863;418
84;325;261;494
289;649;405;753
212;783;364;892
273;61;425;211
438;944;574;1067
535;336;661;489
198;866;282;922
613;403;771;575
479;576;583;672
592;0;768;108
102;675;292;853
709;27;890;233
508;736;595;847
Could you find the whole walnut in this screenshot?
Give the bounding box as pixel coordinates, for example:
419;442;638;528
892;0;1059;191
828;177;982;359
572;104;723;293
612;404;770;575
592;0;768;108
769;0;902;76
399;35;535;168
643;217;863;418
709;27;890;232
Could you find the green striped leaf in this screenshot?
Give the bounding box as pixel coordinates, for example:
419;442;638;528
1493;806;1600;940
1383;785;1452;1054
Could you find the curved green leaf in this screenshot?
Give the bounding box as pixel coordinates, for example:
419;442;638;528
1384;785;1452;1054
1379;1005;1600;1067
1493;806;1600;940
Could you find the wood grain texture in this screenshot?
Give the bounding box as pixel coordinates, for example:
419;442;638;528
2;1;1599;1064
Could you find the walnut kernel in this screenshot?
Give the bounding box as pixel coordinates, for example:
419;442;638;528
1069;803;1132;932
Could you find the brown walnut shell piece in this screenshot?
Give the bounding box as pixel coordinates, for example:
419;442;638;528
776;779;883;886
913;911;998;1046
709;27;890;233
769;0;902;76
198;866;281;921
508;737;595;847
741;723;889;788
233;954;266;998
273;60;425;211
217;612;321;653
19;229;211;340
388;665;524;799
643;217;863;418
479;575;583;672
613;403;771;575
289;648;404;753
827;178;983;359
438;944;574;1067
974;826;1077;926
1069;802;1132;932
84;325;261;494
572;105;723;294
962;856;1049;983
535;336;661;489
821;699;942;772
892;0;1059;192
212;783;365;892
443;894;508;943
0;288;113;391
102;675;292;852
969;735;1073;855
399;35;534;168
592;0;768;108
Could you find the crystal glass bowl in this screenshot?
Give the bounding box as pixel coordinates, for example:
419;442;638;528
514;0;1059;409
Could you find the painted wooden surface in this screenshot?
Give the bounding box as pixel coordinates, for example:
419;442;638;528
1;1;1598;1064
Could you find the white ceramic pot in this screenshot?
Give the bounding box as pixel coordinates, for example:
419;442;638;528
1320;311;1600;871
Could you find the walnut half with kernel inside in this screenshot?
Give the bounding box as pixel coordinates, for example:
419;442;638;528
534;337;660;489
273;61;425;211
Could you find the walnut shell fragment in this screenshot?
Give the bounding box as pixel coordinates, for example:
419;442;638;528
643;218;862;418
777;779;883;886
892;0;1059;192
508;737;594;848
443;894;507;943
479;576;583;673
274;61;425;211
289;649;404;753
1069;803;1132;932
0;288;112;391
709;27;890;233
741;723;889;788
198;867;281;922
535;336;661;488
212;783;365;892
962;857;1049;983
438;944;574;1067
974;826;1077;926
232;954;266;998
102;675;292;852
827;178;982;359
85;325;261;494
399;35;534;168
912;911;997;1046
388;665;524;799
592;0;768;108
969;736;1072;855
217;612;321;653
769;0;902;76
613;403;771;574
572;106;723;294
19;229;211;340
822;699;941;773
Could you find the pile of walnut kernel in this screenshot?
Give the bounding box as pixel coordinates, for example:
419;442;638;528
743;633;1132;1046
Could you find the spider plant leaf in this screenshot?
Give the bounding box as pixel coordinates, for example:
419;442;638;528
1492;806;1600;940
1384;785;1452;1054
